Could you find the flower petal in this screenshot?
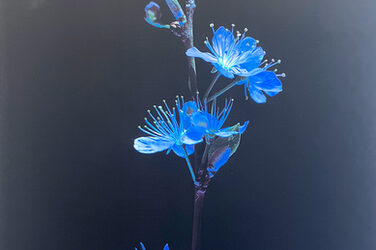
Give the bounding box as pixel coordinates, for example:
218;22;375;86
248;83;266;103
186;47;217;63
213;63;235;79
171;144;194;157
250;71;282;92
163;244;169;250
238;47;265;72
181;126;205;144
134;136;174;154
212;26;235;57
237;37;257;53
239;121;249;134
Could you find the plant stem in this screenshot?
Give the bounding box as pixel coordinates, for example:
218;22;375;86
204;73;221;101
191;186;207;250
182;0;197;95
183;146;197;185
207;79;238;102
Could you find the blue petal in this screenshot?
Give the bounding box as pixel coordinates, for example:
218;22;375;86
172;144;194;157
182;101;199;129
182;101;198;114
250;71;282;92
239;47;265;72
248;83;266;103
213;63;234;79
140;242;146;250
163;244;169;250
186;47;217;63
172;144;185;157
240;121;249;134
264;90;280;97
182;126;205;144
134;137;175;154
212;26;235;57
186;144;195;155
237;37;257;53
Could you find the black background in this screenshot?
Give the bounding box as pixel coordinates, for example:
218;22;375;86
1;0;376;249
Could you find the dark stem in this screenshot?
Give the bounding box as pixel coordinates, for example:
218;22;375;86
204;73;220;101
182;0;197;95
191;186;207;250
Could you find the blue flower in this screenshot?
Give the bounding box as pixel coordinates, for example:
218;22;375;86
237;59;285;103
182;99;249;139
134;98;203;158
186;24;266;79
136;242;169;250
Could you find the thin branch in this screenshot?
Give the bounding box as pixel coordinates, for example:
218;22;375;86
204;72;220;101
183;145;198;185
207;78;239;102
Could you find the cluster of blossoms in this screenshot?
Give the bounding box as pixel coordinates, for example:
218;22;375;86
135;2;285;248
186;23;285;103
134;96;249;182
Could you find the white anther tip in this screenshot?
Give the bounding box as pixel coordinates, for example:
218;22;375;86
277;59;281;63
256;40;259;43
244;28;248;32
231;24;235;27
209;23;214;27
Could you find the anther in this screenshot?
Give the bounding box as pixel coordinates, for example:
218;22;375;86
277;59;281;63
280;73;286;77
271;58;275;62
153;105;157;108
147;109;151;113
256;40;259;43
210;23;214;27
274;69;278;72
244;28;248;32
138;125;141;128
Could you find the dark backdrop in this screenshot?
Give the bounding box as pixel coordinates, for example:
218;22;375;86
1;0;376;249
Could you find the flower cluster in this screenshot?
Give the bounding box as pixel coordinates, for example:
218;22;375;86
186;24;285;103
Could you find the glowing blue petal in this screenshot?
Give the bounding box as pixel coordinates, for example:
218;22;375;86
182;101;198;114
171;144;194;157
264;90;280;97
250;71;282;92
140;242;146;250
134;137;175;154
186;47;217;63
212;26;235;57
239;47;265;72
248;83;267;103
163;244;169;250
239;121;250;134
186;144;195;155
213;63;235;79
182;125;205;144
237;37;257;53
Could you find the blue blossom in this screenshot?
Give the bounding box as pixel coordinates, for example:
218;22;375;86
186;24;266;79
237;60;285;103
136;242;169;250
134;98;203;158
182;99;249;139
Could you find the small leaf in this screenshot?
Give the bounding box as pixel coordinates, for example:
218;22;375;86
206;123;243;178
144;2;170;29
